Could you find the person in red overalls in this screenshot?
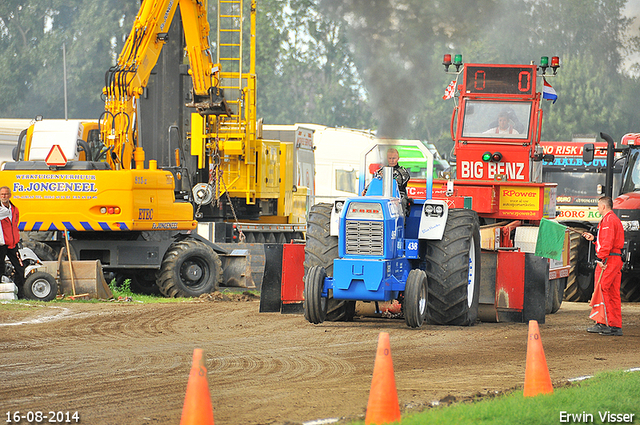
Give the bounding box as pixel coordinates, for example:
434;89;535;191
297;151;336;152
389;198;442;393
582;196;625;336
0;186;24;297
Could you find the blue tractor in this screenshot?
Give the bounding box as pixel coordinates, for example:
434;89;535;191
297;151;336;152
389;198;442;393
303;142;481;328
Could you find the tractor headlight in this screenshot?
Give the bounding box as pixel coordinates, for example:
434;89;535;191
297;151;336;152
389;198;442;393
622;220;640;231
424;203;444;217
334;201;344;213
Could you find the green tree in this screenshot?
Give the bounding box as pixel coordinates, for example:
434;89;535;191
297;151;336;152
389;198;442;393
2;0;640;146
541;54;626;140
0;0;57;116
318;0;498;139
436;0;638;144
255;0;373;128
0;0;138;119
470;0;637;140
317;0;640;152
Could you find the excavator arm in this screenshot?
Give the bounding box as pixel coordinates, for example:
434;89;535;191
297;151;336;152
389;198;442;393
101;0;228;170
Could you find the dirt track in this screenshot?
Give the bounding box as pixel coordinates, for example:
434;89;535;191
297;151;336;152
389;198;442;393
1;299;639;425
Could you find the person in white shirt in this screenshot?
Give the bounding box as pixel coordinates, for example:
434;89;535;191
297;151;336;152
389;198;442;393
0;186;24;296
484;111;520;135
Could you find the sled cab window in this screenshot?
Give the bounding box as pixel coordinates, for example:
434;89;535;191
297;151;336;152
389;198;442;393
461;101;531;140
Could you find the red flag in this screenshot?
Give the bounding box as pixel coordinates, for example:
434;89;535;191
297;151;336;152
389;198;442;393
443;80;457;100
589;271;607;325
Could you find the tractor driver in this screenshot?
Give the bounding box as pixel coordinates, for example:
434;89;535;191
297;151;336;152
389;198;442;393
363;148;411;215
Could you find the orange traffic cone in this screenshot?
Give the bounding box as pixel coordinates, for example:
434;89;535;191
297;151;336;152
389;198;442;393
180;349;215;425
523;320;554;397
365;332;401;425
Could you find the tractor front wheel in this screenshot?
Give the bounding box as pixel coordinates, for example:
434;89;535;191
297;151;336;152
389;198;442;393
304;203;355;321
304;265;328;324
404;269;428;328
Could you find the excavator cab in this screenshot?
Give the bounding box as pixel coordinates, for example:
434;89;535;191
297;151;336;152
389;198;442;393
12;119;101;164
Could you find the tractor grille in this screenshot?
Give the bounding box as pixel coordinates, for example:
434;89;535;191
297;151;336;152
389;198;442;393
345;220;384;255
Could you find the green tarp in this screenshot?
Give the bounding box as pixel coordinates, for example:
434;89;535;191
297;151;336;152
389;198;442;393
535;218;566;261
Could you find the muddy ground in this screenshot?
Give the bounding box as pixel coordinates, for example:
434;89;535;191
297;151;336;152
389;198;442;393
1;299;639;425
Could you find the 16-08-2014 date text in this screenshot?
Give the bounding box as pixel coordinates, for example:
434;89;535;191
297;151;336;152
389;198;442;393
5;411;80;423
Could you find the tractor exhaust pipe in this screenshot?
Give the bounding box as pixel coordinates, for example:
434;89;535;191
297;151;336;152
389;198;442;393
599;132;616;199
382;166;394;198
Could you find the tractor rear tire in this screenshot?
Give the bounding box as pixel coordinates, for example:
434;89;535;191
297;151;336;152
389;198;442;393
23;271;58;301
621;271;640;302
424;208;481;326
404;269;428;328
157;239;222;298
546;277;566;314
563;234;594;302
304;266;328;324
304;203;355;321
564;272;595;302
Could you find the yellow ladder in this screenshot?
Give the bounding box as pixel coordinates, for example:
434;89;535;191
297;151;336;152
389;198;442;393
214;0;257;205
217;0;243;125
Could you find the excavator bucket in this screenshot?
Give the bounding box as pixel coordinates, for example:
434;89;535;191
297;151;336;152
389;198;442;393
39;260;113;299
188;87;232;117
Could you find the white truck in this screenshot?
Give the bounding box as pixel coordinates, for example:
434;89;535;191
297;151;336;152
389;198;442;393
263;124;378;205
263;123;450;206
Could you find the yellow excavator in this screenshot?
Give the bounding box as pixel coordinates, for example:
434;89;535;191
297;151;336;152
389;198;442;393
2;0;308;297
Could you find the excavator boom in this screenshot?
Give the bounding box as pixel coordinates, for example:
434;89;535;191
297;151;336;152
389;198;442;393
102;0;228;170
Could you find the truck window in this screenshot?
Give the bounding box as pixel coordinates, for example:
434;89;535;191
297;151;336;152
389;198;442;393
335;169;357;194
461;101;531;139
15;129;27;161
543;171;604;205
621;151;640;194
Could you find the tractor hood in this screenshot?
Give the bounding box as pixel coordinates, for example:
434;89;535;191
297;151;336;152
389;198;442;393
614;192;640;229
614;192;640;213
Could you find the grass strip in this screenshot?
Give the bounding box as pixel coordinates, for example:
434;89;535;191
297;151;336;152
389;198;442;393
351;369;640;425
